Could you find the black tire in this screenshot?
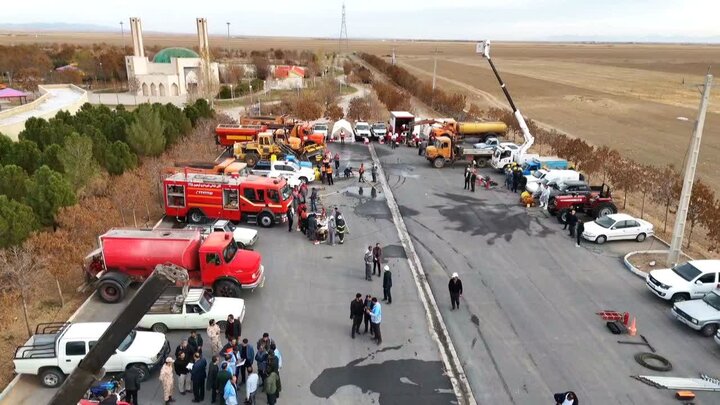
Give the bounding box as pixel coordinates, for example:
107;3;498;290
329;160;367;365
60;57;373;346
475;158;488;168
594;202;617;218
701;323;719;337
244;153;260;167
299;176;309;184
557;209;569;224
128;364;150;381
215;279;242;298
237;241;247;250
432;157;445;168
636;233;647;242
258;212;274;228
151;323;169;334
596;235;607;245
671;293;690;303
97;279;126;304
188;209;205;225
634;352;672;372
217;320;228;333
40;368;65;388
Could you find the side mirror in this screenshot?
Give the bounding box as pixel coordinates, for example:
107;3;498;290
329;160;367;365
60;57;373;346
695;280;703;285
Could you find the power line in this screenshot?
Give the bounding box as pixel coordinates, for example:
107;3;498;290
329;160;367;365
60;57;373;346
339;3;349;54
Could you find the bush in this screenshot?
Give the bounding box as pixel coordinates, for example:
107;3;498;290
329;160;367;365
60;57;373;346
104;141;137;175
11;140;42;174
126;105;166;156
24;166;76;226
59;133;99;191
0;196;39;248
218;85;232;99
0;165;29;201
326;105;344;121
41;144;65;173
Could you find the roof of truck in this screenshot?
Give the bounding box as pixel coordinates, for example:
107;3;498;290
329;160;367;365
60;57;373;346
102;228;200;241
63;322;111;340
165;172;281;186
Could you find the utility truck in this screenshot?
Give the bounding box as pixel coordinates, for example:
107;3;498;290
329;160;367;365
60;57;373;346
521;157;568;175
84;228;265;303
184;219;259;249
477;41;539;171
425;135;497;168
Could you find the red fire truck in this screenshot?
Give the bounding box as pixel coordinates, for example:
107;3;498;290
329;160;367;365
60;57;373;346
85;228;264;303
163;172;292;227
215;124;267;147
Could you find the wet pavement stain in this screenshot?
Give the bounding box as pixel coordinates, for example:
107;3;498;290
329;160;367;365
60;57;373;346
382;244;407;259
428;191;554;244
310;358;455;404
398;205;420;217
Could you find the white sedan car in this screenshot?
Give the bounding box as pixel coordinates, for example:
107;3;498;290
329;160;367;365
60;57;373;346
582;213;654;244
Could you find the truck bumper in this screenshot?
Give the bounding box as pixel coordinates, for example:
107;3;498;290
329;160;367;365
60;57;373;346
671;307;701;330
645;281;669;299
243;265;265;289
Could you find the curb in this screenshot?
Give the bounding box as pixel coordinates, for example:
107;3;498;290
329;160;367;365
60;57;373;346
0;292;95;401
623;250;673;279
368;144;476;405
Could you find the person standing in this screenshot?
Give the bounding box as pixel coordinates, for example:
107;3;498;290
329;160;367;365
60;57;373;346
327;216;336;246
188;330;203;355
512;168;521;193
350;293;365;339
372;243;382;276
320;164;326;184
254;346;269;385
505;167;513;190
358;163;366;183
245;366;259;405
239;338;255;385
334;153;340;172
175;339;193;359
382;266;392;304
564;209;578;238
287;206;294;232
123;365;141;405
191;352;208;402
470;168;477;192
363;295;374;336
364;246;373;281
371;163;378;183
207;320;222;356
326;163;334;185
223;375;238;405
368;297;382;345
174;352;191;396
540;183;551;209
464;164;471;190
448;273;463;310
225;314;241;344
264;370;282;405
576;220;584;248
207;356;219;404
309;187;318;213
159;357;175;405
216;362;232;405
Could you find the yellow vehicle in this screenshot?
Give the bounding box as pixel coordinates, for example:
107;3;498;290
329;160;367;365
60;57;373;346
233;133;284;167
425;135;495;168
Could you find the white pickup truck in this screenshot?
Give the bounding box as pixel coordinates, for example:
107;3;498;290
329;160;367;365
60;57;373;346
251;159;315;185
186;219;258;249
13;322;168;388
672;290;720;336
137;289;245;334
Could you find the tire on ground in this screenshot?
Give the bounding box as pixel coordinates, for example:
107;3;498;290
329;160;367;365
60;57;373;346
634;352;672;372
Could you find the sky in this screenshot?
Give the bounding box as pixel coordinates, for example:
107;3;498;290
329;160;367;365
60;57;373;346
4;0;720;42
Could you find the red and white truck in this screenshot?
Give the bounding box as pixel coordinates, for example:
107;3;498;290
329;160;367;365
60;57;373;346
85;228;264;303
163;172;292;227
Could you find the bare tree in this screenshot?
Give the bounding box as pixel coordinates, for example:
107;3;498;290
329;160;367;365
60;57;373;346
0;244;46;337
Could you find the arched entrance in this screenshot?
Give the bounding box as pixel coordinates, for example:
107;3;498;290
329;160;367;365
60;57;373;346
150;83;157;96
159;83;166;96
141;82;149;96
171;83;179;96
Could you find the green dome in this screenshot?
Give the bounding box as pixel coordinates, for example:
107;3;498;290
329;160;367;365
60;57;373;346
152;47;199;63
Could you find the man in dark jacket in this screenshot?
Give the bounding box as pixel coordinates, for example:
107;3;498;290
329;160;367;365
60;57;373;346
350;293;365;338
176;339;194;360
363;295;375;336
191;352;208;402
470;168;477;192
382;266;392;304
512;168;522;193
225;314;241;343
554;391;579;404
576;220;584;247
207;356;219;403
188;330;203;355
122;366;141;405
215;362;232;405
519;173;528;191
448;273;463;310
564;209;578;237
464;164;471;190
239;338;255;385
372;243;383;276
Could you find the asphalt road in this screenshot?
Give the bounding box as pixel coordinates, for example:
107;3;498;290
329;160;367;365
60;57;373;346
1;143;454;405
377;144;720;404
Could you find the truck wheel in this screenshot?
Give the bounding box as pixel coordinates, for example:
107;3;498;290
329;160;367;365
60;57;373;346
244;153;260;167
215;280;242;298
188;209;206;224
97;279;126;304
557;209;569;224
594;202;617;218
671;293;690;303
299;176;308;184
40;367;65;388
217;321;228;333
701;323;719;337
432;158;445;168
636;233;647;242
595;235;607;245
475;158;488;168
128;364;150;381
151;323;169;334
258;212;274;228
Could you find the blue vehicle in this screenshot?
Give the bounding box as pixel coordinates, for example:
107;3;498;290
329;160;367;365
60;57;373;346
521;157;568;175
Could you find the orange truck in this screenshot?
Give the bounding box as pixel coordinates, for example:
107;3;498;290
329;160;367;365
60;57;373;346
215;124;267;147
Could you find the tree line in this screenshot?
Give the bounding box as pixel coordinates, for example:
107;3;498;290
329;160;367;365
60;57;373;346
359;53;720;252
0;99;214;248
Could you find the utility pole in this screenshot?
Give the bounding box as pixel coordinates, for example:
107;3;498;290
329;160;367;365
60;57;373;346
432;48;439;90
667;73;713;266
338;3;349;55
226;22;230;40
119;21;124;46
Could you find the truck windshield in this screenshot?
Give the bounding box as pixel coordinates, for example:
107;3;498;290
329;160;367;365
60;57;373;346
532;171;545;179
703;293;720;311
281;184;292;201
117;330;137;352
223;241;238;263
672;262;702;282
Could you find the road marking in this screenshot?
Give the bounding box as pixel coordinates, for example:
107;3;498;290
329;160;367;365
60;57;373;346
368;144;476;405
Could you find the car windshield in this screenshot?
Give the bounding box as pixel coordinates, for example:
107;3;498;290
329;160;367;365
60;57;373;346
285;162;299;171
314;125;327;131
223;241;238;263
672;262;702;282
198;294;212;312
594;216;615;228
117;330;137;352
356;124;369;130
224;222;236;232
372;124;385;130
703;293;720;311
281;184;292;201
532;171;545;179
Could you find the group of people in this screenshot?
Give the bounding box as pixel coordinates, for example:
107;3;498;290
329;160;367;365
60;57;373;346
504;164;528;193
155;318;282;405
349;293;383;344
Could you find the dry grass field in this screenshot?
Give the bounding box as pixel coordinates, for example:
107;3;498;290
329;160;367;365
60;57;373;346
3;31;720;187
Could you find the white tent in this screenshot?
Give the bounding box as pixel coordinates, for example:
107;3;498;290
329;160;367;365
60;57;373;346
330;119;355;143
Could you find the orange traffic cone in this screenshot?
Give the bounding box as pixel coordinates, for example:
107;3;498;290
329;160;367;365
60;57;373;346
628;316;637;336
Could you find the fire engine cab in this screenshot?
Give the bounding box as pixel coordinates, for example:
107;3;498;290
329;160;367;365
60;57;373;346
163;172;292;227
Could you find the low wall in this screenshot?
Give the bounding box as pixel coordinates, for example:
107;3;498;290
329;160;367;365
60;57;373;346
87;92;186;107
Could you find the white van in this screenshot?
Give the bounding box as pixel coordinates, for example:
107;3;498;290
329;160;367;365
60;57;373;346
526;170;580;194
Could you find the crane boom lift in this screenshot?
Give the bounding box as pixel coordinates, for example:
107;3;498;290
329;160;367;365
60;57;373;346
477;41;535;160
49;264;190;405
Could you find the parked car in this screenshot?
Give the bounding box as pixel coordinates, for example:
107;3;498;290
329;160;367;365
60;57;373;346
251;160;315;184
354;121;372;141
13;322;168;388
526;169;581;194
185;219;258;249
312;123;329;141
547;180;592;201
672;290;720;336
581;213;654;244
646;260;720;302
137;289;246;333
370;122;387;141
